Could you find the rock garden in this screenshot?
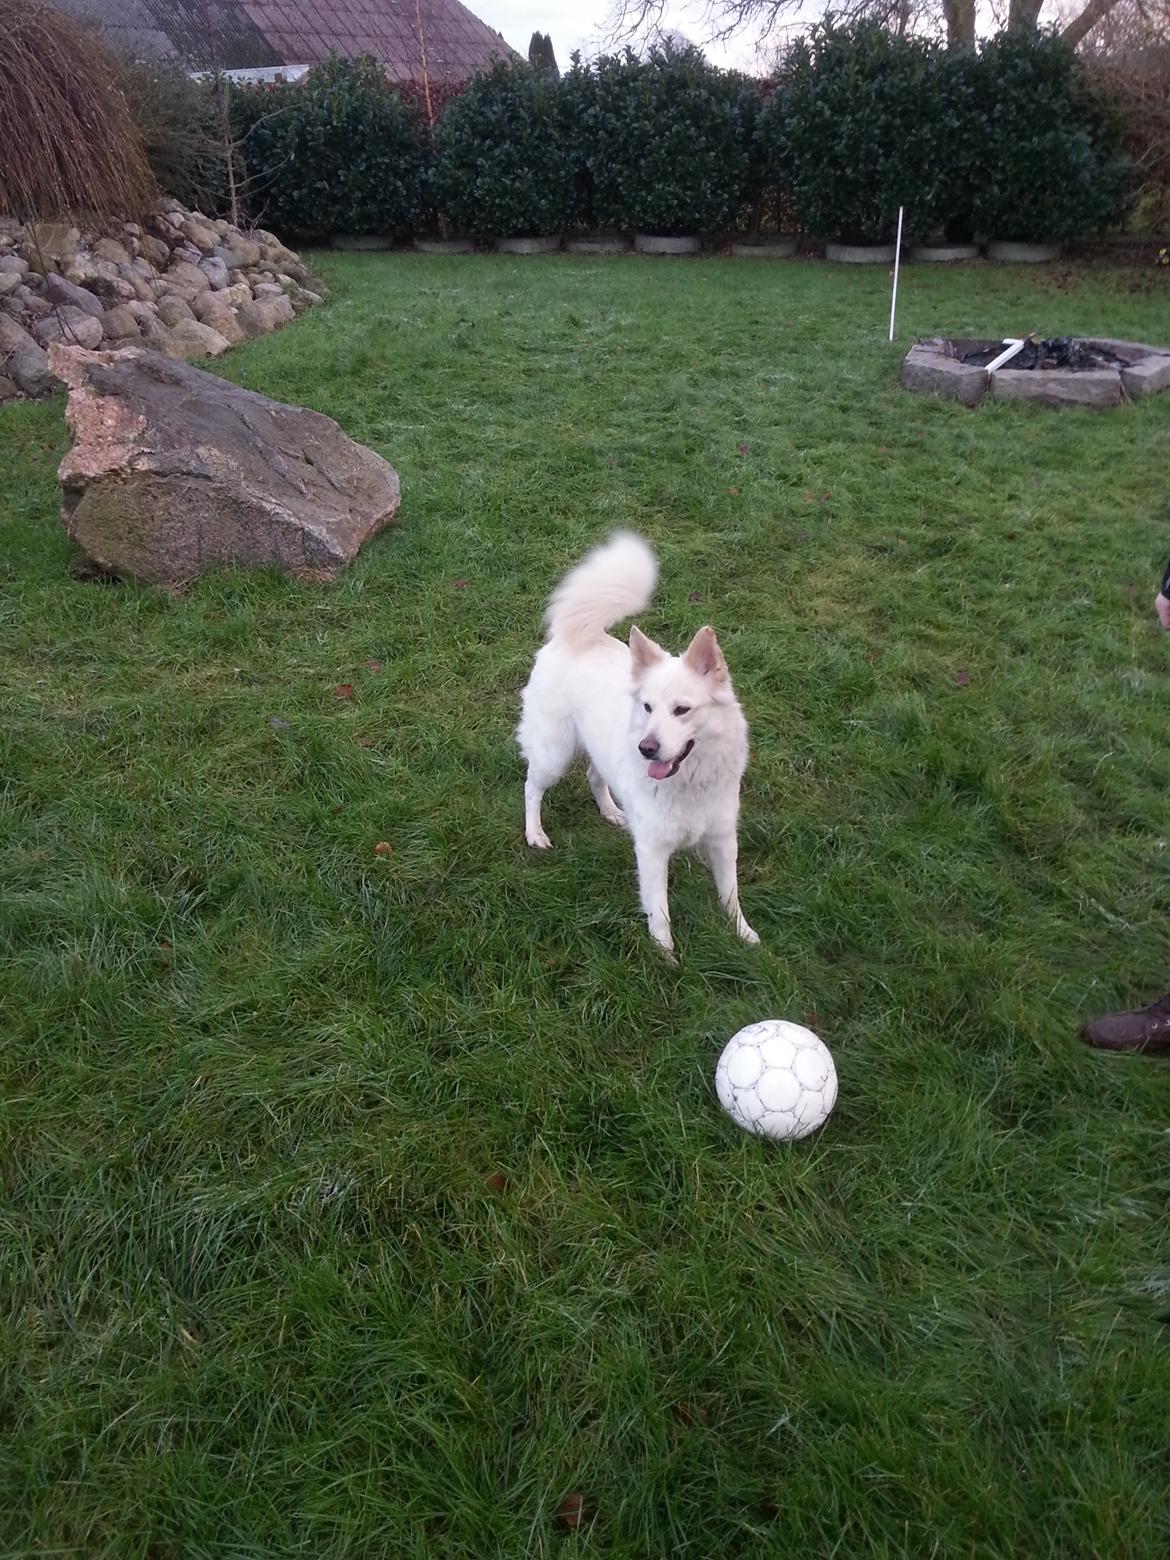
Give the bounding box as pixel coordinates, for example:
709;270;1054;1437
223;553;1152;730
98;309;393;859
0;201;323;403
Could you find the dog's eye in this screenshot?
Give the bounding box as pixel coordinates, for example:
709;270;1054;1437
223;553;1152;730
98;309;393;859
672;705;691;717
643;702;652;713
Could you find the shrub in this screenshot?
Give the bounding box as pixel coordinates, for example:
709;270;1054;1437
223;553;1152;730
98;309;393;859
117;56;228;214
0;0;155;221
230;56;428;239
1091;41;1170;233
917;46;985;243
764;22;936;245
577;46;755;236
429;59;574;238
971;30;1134;243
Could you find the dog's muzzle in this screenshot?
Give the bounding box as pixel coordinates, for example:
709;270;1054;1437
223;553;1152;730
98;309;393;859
647;739;694;782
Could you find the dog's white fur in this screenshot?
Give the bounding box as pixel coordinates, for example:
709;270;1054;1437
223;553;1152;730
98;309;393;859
517;532;758;954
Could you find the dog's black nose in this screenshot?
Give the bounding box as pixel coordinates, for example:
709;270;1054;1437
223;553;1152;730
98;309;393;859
638;738;659;759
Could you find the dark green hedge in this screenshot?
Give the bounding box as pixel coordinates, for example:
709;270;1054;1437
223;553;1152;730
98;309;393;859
429;59;574;238
570;47;758;236
231;56;427;238
969;30;1132;244
762;23;1132;245
762;22;932;245
222;33;1132;248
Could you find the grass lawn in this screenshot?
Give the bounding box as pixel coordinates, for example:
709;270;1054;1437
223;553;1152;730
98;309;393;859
3;251;1170;1557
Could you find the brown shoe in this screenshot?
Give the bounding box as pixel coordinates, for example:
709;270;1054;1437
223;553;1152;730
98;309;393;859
1082;991;1170;1052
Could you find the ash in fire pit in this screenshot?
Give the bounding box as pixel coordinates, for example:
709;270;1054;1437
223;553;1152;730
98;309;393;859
902;335;1170;408
960;337;1127;373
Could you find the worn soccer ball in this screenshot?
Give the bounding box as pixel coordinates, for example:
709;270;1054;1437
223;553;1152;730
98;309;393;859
715;1020;837;1141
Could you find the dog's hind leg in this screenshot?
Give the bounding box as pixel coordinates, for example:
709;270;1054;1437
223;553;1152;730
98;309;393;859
520;719;577;850
587;763;627;830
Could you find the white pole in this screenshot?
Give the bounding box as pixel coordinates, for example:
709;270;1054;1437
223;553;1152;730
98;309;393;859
985;337;1027;373
888;206;905;343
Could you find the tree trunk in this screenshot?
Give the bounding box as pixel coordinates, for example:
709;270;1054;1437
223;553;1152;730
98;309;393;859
942;0;976;48
1008;0;1045;27
1061;0;1123;49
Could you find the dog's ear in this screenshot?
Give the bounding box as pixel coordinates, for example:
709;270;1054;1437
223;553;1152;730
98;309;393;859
683;625;728;682
629;625;666;674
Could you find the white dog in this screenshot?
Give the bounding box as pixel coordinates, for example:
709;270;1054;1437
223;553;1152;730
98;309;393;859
517;532;758;955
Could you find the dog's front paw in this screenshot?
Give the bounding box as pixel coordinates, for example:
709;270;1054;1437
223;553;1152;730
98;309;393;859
526;828;553;850
603;809;628;831
737;920;760;946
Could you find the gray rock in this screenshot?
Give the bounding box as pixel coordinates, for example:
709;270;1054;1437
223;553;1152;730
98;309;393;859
158;295;196;327
11;348;54;395
900;340;987;408
163;318;232;359
50;343;401;585
0;372;19;401
93;237;132;266
198;256;230;290
34;307;104;350
102;304;141;341
18;292;53;318
164;259;210;293
139;235;171;268
181;217;218;253
44;272;105;319
142;317;176;354
0;255;28;277
1121;357;1170;399
195;300;244;345
0;317;54;397
0;271;21;297
214;239;262;269
252;282;285;300
236;296;294;338
77;272;137;306
22;222;80;270
991;367;1122;409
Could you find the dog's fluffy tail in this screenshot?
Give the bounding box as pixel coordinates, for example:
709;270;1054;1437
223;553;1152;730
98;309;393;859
544;532;658;653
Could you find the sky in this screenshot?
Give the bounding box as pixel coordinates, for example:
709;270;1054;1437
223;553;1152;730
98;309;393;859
478;0;784;71
476;0;1085;69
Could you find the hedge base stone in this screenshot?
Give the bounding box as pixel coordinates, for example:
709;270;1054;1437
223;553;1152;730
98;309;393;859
635;234;701;256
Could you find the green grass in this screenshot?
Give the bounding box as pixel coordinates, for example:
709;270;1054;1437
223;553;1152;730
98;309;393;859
3;251;1170;1557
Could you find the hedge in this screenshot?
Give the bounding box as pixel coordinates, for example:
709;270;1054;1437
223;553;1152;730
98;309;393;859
428;59;575;239
566;47;758;236
231;56;427;239
211;32;1132;249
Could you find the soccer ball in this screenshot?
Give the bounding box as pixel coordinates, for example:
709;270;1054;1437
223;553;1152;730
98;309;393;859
715;1020;837;1141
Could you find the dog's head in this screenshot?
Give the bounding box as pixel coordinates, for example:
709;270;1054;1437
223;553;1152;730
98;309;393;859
628;624;732;781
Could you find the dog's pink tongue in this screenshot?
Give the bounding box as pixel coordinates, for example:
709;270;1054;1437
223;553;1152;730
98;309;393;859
647;759;672;781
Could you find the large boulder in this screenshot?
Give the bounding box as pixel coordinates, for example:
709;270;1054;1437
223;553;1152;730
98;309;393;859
50;344;401;585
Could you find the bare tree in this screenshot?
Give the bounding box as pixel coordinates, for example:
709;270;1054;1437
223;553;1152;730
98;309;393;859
606;0;1134;54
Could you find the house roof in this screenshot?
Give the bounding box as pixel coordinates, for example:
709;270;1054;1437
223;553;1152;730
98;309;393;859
42;0;516;81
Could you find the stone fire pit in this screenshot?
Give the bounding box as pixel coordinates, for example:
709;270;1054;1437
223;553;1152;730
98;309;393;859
901;336;1170;409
